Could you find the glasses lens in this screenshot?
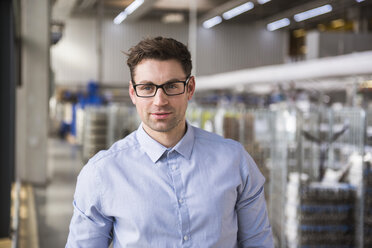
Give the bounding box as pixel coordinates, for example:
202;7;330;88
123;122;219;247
163;82;185;95
136;84;156;97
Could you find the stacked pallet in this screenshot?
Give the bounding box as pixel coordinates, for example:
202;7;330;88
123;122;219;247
299;183;356;248
223;115;240;141
364;166;372;247
82;106;108;162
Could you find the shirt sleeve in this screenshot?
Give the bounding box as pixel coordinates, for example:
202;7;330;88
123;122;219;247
236;148;274;248
66;162;113;248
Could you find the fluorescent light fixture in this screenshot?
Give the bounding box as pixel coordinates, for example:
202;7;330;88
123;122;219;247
356;0;365;2
294;4;333;22
125;0;144;15
203;16;223;29
114;11;128;24
113;0;144;25
222;2;254;20
162;13;184;23
257;0;271;4
267;18;290;31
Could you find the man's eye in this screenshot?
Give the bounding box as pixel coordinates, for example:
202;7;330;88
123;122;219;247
166;83;178;89
140;85;154;91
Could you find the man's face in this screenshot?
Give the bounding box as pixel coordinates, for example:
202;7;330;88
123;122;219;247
129;59;195;136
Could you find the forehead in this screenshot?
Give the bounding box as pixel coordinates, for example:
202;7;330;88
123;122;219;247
133;59;185;82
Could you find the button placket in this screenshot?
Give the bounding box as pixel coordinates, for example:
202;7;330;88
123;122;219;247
167;153;191;246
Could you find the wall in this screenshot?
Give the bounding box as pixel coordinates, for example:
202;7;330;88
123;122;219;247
306;31;372;59
51;17;288;86
51;17;98;85
197;23;287;76
319;32;372;57
101;19;189;85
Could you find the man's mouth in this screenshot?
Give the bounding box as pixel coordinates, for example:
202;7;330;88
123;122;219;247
151;112;171;119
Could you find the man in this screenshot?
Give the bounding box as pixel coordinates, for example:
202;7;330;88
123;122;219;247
66;37;274;247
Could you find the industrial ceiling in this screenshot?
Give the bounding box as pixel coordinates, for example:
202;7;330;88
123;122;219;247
53;0;372;31
52;0;372;29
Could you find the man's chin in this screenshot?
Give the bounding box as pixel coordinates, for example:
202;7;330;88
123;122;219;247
147;121;173;133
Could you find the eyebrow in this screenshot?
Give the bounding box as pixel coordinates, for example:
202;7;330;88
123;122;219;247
136;78;185;85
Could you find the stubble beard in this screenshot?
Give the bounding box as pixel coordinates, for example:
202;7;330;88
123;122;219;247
146;114;183;133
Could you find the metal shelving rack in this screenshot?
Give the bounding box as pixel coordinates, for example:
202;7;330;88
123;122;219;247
363;107;372;248
268;104;299;248
267;105;366;248
297;107;365;248
187;103;368;247
245;109;274;205
106;104;139;147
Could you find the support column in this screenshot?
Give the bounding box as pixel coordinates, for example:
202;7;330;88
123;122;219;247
97;0;104;84
17;0;50;184
306;31;320;60
188;0;197;75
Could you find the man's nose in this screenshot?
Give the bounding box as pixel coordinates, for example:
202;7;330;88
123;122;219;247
153;88;169;106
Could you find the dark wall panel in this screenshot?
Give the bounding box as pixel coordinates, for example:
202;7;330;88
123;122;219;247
0;0;15;238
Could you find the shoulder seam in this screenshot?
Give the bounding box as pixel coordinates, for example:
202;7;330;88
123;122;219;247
90;142;141;164
194;134;241;148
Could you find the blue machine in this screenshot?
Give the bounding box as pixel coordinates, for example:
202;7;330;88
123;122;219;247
60;81;104;138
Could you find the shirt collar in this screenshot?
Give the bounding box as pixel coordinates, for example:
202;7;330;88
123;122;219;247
173;122;194;160
136;122;195;163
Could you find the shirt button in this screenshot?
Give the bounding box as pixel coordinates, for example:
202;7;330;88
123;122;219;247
178;198;183;204
183;235;189;241
172;165;177;171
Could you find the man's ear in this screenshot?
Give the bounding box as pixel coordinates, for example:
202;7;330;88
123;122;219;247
187;76;195;101
129;81;136;105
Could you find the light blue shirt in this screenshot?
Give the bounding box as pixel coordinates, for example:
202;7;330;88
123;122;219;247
66;122;274;248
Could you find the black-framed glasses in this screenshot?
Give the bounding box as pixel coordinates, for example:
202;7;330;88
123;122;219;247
132;76;191;98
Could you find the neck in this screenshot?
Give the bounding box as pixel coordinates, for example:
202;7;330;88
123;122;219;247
143;121;187;148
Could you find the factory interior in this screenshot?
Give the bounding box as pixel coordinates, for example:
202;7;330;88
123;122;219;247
1;0;372;247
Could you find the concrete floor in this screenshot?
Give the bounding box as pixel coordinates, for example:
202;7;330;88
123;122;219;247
34;138;83;248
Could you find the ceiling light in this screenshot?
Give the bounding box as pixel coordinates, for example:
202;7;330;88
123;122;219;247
257;0;271;4
203;16;223;29
356;0;365;2
162;13;184;24
222;2;254;20
293;29;306;38
267;18;290;31
294;4;333;22
317;23;326;31
125;0;144;15
331;19;345;28
114;12;128;24
113;0;144;25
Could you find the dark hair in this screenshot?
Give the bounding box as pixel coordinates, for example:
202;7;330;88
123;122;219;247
126;36;192;81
